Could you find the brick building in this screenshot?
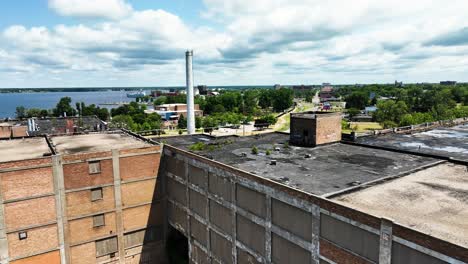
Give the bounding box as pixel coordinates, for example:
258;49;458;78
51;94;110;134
0;132;164;264
290;112;342;147
0;116;467;264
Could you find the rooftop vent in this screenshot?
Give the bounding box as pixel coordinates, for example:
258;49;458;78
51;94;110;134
270;160;277;165
274;147;281;151
305;154;312;158
241;152;247;157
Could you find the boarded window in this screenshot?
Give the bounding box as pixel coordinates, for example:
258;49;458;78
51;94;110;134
93;214;105;227
91;187;103;201
96;236;118;257
88;161;101;174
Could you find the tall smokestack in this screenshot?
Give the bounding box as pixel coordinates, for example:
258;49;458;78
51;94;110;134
185;50;195;134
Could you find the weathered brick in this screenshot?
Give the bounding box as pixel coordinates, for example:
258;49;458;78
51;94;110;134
66;186;115;218
122;203;163;232
68;213;117;244
1;167;54;201
120;154;160;181
8;225;59;259
4;196;56;230
63;159;114;190
10;250;60;264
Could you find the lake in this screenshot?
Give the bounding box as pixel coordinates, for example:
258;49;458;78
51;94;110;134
0;90;133;118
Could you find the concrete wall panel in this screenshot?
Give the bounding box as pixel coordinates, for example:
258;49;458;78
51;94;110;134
168;202;187;232
209;200;232;234
191;244;209;264
168;178;187;206
272;198;312;241
236;185;266;218
120;154;160;181
166;157;186;179
320;214;379;262
7;225;58;259
4;196;56;230
188;165;207;190
210;230;232;264
236;214;265;256
189;189;207;218
272;234;310;264
66;186;115;218
237;248;261;264
1;167;53;201
208;172;231;202
392;242;445;264
190;217;207;246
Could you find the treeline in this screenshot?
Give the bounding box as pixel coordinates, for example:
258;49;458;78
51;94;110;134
15;97;109;121
154;88;294;115
339;84;468;127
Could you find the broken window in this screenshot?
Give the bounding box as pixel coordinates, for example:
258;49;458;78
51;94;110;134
88;161;101;174
91;187;103;201
93;214;105;228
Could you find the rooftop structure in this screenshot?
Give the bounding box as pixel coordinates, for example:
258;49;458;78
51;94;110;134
0;137;51;162
356;124;468;161
50;132;151;154
334;162;468;248
161;132;438;195
290;111;342;146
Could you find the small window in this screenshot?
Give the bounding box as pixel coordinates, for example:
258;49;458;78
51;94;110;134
91;187;103;201
18;231;27;240
88;161;101;174
93;214;105;228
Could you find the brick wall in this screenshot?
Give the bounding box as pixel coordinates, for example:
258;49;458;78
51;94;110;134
63;159;114;190
66;186;115;218
121;179;158;207
70;242;96;264
122;204;163;232
1;167;54;201
315;114;341;145
68;213;117;245
10;250;60;264
4;196;56;230
7;225;59;259
119;154;160;181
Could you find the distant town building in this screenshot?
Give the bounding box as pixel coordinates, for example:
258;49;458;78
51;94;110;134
273;84;282;90
292;85;314;92
151;89;180;97
319;86;335;102
440;81;457;85
197;85;208;95
395;80;403;87
147;103;203;121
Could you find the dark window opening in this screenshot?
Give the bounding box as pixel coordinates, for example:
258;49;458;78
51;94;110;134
166;226;188;264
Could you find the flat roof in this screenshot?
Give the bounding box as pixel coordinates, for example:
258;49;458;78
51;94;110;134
0;137;51;163
162;133;437;195
334;163;468;248
356;124;468;161
51;133;151;154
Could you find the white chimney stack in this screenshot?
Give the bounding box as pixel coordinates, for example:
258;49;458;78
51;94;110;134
185;50;195;134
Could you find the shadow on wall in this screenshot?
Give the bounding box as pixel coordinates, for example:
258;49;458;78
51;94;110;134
166;227;189;264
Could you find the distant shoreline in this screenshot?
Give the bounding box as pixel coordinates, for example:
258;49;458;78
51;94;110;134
0;86;274;93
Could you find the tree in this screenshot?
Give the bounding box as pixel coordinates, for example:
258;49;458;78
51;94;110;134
53;97;76;117
347;108;360;119
272;88;294;112
345;92;369;109
15;106;26;119
373;100;408;125
178;115;187;129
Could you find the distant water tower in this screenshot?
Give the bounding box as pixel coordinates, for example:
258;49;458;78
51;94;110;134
185;50;195;134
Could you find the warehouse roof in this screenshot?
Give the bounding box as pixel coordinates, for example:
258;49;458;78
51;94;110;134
0;137;51;162
51;133;151;154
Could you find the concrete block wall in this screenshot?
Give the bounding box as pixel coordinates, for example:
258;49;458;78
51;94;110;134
163;145;468;264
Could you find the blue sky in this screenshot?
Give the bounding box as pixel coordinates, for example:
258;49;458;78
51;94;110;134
1;0;468;88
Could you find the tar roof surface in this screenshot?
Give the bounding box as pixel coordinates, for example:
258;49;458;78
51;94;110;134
51;133;150;154
356;124;468;161
334;162;468;248
162;133;438;195
0;137;51;162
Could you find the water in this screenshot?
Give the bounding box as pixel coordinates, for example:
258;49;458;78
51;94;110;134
0;90;132;118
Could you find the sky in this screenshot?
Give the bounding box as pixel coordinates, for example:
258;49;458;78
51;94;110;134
1;0;468;88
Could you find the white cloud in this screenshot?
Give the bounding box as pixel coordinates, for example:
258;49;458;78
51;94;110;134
48;0;133;19
1;1;468;87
